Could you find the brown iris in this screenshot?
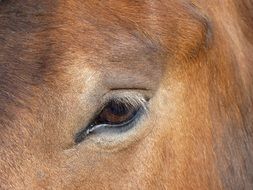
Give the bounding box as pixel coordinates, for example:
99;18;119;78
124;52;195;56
95;101;138;126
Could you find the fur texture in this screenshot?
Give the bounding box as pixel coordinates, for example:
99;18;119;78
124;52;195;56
0;0;252;189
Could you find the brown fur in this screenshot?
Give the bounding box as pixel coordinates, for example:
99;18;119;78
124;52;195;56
0;0;252;189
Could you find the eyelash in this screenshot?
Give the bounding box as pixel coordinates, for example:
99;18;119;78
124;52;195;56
74;97;147;144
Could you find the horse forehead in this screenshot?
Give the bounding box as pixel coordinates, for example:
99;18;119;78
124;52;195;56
0;0;210;89
0;2;167;108
0;0;207;56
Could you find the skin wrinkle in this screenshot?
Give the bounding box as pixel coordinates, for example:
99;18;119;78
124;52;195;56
0;0;252;189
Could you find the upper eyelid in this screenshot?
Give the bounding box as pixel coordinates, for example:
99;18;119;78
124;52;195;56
102;92;149;111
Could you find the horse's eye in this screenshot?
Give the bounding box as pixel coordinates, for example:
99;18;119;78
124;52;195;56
75;99;145;144
97;101;139;125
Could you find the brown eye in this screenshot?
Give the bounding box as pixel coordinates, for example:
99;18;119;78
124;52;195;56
74;99;145;144
96;101;138;125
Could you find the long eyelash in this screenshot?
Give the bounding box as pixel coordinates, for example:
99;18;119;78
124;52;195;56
104;94;148;112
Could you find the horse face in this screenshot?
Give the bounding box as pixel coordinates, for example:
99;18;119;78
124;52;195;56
0;1;252;189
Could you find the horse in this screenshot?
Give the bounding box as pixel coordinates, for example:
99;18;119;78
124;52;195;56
0;0;252;189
